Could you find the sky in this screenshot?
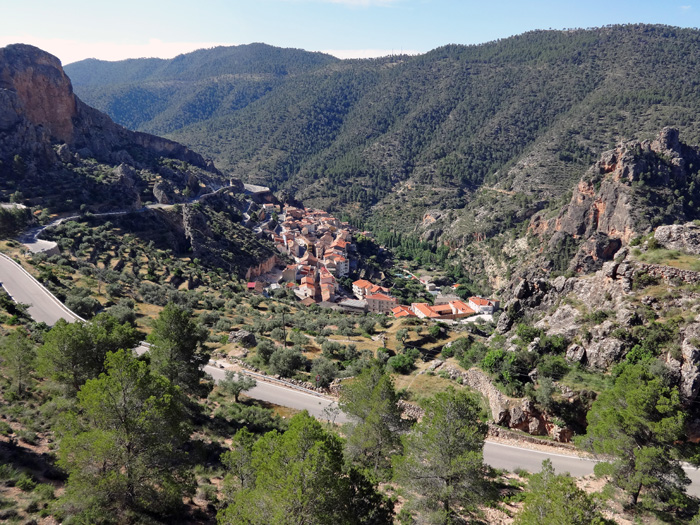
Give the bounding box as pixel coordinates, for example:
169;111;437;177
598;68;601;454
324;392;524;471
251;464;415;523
1;0;699;65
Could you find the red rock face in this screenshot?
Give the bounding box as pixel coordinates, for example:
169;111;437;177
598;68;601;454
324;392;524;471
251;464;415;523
0;44;77;143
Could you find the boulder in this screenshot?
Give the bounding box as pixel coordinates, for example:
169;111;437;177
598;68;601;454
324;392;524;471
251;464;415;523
228;329;257;348
570;233;622;273
496;299;520;334
528;418;545;435
56;143;73;163
680;324;700;403
616;307;641;327
535;304;580;339
585;338;625;370
527;337;541;353
509;405;526;428
153;180;176;204
514;279;531;300
549;425;574;443
566;344;586;363
551;275;569;293
654;223;700;255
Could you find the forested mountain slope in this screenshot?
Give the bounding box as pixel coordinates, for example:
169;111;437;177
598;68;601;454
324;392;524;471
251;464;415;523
67;25;700;235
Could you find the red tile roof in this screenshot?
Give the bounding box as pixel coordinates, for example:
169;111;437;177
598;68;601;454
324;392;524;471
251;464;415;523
366;292;396;302
431;304;454;313
451;300;475;314
412;303;441;318
353;279;373;289
392;305;415;318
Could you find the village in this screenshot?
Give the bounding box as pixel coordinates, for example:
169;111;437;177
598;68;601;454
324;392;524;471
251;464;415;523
246;202;499;321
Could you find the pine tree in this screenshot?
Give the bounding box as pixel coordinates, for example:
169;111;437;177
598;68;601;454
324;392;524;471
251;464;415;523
57;350;193;521
580;363;688;506
394;387;488;522
147;302;209;396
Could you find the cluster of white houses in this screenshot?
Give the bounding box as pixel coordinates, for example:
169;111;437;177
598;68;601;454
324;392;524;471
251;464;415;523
339;278;499;319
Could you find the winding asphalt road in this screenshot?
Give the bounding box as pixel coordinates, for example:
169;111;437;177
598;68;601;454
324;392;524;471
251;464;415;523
0;254;81;324
2;252;700;493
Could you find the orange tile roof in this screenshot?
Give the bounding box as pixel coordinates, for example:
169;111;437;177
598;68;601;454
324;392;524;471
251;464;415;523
392;305;415;318
469;297;492;306
413;303;441;318
366;292;396;302
431;304;453;313
353;279;373;289
451;300;475;314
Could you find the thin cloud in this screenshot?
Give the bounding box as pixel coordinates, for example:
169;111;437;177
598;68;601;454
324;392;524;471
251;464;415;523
681;5;692;9
0;35;235;65
324;48;420;59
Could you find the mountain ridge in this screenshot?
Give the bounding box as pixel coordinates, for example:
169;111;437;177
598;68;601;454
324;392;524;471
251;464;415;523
65;25;700;238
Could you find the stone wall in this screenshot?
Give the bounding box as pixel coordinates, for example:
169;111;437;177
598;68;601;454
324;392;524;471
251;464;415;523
434;363;573;442
634;262;700;284
223;356;332;395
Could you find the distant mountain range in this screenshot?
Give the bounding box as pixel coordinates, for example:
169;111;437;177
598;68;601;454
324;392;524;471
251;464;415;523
65;25;700;237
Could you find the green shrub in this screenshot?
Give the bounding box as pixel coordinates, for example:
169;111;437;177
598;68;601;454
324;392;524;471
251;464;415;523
33;483;55;501
537;355;570;379
18;430;38;445
0;464;20;485
197;483;218;503
0;421;12;436
16;473;36;492
633;273;659;290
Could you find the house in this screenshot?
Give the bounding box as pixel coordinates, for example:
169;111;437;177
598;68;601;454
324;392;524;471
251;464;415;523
281;264;298;283
411;301;475;320
284;207;304;219
320;283;335;303
324;253;349;277
318;267;337;292
391;305;416;318
298;280;316;300
411;303;442;319
330;238;349;254
352;279;374;299
366;292;398;314
319;232;334;246
435;293;461;305
287;240;302;258
299;251;319;267
247;281;264;294
468;296;499;314
339;298;368;314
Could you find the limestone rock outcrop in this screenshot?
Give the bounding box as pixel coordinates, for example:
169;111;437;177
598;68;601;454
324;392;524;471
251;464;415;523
655;223;700;255
0;44;227;211
529;128;700;272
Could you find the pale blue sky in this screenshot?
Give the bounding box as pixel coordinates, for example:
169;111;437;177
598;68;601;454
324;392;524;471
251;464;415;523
1;0;698;64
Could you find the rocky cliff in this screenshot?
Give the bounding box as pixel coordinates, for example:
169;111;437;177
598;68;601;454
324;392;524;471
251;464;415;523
529;128;700;272
0;44;227;212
